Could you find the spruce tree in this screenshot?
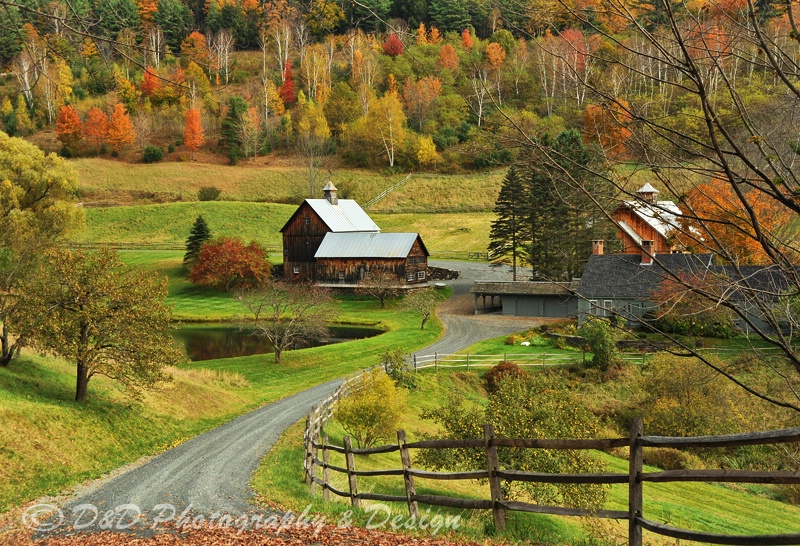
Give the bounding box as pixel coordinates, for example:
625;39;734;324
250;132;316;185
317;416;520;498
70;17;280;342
489;166;527;281
184;215;211;269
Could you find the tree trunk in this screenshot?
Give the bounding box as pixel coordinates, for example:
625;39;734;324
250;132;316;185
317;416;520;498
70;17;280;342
420;314;429;330
75;361;89;401
274;346;282;364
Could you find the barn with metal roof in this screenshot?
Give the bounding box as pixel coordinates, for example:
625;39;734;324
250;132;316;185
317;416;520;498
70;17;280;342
280;182;429;285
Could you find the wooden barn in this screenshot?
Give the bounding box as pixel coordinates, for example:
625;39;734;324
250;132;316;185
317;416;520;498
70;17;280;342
280;182;429;285
315;232;429;285
613;183;682;254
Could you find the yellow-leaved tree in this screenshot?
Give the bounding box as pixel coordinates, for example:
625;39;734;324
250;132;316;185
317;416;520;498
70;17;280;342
334;368;405;448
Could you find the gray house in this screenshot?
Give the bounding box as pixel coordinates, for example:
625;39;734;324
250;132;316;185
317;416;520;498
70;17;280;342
472;281;578;317
576;252;715;327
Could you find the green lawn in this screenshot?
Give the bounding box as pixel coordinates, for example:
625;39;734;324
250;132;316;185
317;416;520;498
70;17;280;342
77;203;494;258
0;248;443;511
71;157;505;213
253;340;800;545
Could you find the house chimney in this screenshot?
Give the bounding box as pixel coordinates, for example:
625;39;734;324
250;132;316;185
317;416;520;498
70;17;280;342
322;180;338;205
591;240;604;256
641;240;654;265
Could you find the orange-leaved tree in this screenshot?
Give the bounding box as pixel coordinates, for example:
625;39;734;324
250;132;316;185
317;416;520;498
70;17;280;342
679;177;795;265
83;107;109;153
140;66;161;97
183;107;205;159
437;43;459;70
55;105;82;152
582;99;632;159
189;237;272;292
107;103;135;151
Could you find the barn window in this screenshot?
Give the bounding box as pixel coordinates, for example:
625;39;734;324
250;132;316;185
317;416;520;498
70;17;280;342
293;267;300;274
339;272;346;281
417;271;426;280
407;273;414;282
304;217;310;225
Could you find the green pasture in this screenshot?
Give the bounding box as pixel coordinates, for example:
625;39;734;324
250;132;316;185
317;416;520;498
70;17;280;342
253;339;800;544
76;202;494;258
71;157;505;213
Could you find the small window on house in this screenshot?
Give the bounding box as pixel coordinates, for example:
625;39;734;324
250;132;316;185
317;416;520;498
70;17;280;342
304;217;310;225
604;300;613;317
417;271;426;280
407;273;414;282
284;249;288;255
589;300;598;315
293;266;300;274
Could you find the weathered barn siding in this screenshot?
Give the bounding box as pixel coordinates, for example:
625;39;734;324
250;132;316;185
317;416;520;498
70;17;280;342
282;202;330;281
315;240;428;284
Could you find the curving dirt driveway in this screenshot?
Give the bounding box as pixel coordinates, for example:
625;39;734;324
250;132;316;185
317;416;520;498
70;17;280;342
35;260;533;536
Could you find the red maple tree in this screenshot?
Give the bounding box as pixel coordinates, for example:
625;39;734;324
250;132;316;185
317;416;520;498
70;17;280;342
183;107;205;160
140;67;161;97
55;105;82;151
83;107;109;151
382;33;404;57
279;66;296;104
461;28;474;50
190;237;272;292
107;103;135;151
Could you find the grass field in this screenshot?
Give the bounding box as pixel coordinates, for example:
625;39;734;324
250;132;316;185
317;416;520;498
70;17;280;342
0;287;442;511
71;157;505;213
253;364;800;544
76;203;494;258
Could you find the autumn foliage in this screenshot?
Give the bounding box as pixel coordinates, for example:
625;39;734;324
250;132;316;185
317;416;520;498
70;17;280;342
679;177;795;265
381;33;404;57
437;43;459;69
83;107;109;150
582;99;632;159
140;67;161;97
461;28;474;49
55;105;82;150
106;103;135;151
190;237;272;291
279;65;296;104
183;108;205;159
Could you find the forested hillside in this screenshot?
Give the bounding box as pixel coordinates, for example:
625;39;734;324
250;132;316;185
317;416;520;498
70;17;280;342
3;0;796;187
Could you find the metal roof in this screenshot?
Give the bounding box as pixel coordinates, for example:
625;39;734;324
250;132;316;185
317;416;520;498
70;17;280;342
637;183;659;194
305;199;380;233
623;199;682;239
315;232;423;258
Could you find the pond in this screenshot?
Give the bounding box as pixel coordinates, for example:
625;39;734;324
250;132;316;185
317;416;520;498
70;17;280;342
172;323;383;361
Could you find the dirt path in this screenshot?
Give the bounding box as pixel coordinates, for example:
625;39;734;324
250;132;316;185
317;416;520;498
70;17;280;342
31;260;531;537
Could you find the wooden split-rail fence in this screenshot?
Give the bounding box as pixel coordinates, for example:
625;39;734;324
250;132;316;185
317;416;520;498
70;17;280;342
409;351;650;370
304;397;800;546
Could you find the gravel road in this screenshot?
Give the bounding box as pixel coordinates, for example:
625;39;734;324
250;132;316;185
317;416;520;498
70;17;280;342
38;260;534;536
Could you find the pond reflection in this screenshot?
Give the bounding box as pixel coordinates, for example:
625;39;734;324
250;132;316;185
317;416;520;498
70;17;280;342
172;324;382;361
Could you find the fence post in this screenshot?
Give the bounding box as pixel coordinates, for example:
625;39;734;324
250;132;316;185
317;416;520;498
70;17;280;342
304;414;313;486
542;352;546;366
343;436;361;509
322;434;331;503
435;352;438;371
467;353;470;371
413;354;417;373
484;423;506;533
629;418;643;546
309;428;319;496
397;430;419;519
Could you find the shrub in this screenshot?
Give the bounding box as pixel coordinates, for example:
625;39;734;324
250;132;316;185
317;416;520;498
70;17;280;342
142;144;163;163
189;237;271;291
578;316;623;372
167;144;175;153
198;186;221;201
381;349;417;391
334;368;405;449
484;361;526;394
643;447;703;470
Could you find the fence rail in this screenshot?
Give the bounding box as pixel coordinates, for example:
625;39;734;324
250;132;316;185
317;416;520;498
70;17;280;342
408;351;651;370
303;410;800;546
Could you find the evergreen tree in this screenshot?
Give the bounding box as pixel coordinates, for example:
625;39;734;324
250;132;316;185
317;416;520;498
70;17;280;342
428;0;470;33
184;215;211;269
154;0;193;52
520;130;614;281
220;96;247;163
489;166;527;281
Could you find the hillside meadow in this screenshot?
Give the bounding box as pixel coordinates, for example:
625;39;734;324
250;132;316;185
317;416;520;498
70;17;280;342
254;367;800;545
71;157;506;213
0;293;442;512
76;202;494;259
